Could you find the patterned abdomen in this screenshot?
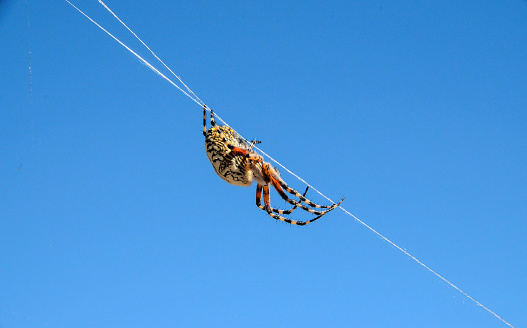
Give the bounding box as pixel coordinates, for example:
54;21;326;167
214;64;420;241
205;125;254;186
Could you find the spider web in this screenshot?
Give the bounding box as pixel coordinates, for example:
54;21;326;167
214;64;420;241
65;2;515;327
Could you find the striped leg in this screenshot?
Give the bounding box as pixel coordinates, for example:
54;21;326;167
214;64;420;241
248;139;261;151
262;163;344;214
259;184;331;226
210;106;216;126
203;105;207;136
278;179;344;209
203;105;215;136
203;105;217;137
270;178;342;215
256;184;309;215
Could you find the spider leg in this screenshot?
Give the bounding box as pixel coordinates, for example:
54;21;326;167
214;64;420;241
259;184;329;226
222;141;263;163
262;163;344;214
270;178;342;215
248;139;261;151
210;106;216;127
203;104;217;136
278;179;342;209
203;105;207;136
256;184;309;215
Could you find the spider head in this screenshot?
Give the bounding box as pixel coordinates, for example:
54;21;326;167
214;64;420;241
251;161;282;186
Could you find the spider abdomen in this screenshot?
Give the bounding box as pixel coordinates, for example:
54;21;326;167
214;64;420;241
205;126;254;187
202;106;343;225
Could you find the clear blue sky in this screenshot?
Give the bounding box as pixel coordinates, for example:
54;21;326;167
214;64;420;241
1;1;526;327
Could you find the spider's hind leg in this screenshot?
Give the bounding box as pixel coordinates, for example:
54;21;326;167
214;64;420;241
203;104;216;137
210;107;216;127
203;105;207;136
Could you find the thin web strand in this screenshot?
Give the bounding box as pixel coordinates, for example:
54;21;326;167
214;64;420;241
25;0;36;160
25;0;33;96
66;2;515;327
64;0;202;109
65;0;230;127
97;0;205;107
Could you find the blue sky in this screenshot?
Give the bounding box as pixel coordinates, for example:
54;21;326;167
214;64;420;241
1;0;526;327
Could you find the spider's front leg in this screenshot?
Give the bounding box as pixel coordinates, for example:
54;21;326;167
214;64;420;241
261;163;343;213
248;139;261;151
278;178;344;210
257;184;328;226
256;184;309;215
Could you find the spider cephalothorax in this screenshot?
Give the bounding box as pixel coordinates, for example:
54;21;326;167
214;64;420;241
203;105;344;225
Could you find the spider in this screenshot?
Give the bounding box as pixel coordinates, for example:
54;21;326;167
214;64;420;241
203;105;344;225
